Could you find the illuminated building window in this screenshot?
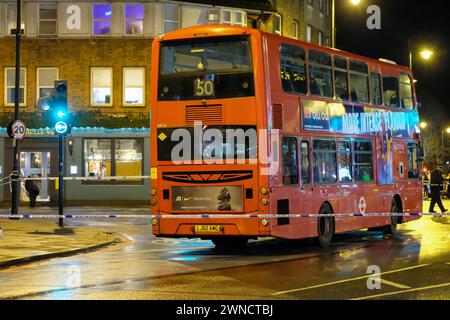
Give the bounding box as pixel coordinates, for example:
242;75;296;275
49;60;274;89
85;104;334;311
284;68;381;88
125;4;144;35
273;14;282;35
123;68;145;106
221;9;246;27
39;3;57;36
307;25;312;42
93;4;112;35
163;4;179;33
4;67;26;106
83;139;143;184
91;67;113;106
292;20;299;39
6;4;25;36
37;67;59;102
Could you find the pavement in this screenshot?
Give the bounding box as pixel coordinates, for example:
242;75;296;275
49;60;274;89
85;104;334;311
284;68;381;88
0;215;120;269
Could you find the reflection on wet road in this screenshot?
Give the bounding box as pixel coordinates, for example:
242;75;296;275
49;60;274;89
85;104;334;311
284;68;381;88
0;208;449;300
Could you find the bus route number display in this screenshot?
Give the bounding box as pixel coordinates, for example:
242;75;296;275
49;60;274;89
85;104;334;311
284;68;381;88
194;78;215;97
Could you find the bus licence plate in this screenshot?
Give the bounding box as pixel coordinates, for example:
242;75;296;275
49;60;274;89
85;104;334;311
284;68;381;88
194;225;222;233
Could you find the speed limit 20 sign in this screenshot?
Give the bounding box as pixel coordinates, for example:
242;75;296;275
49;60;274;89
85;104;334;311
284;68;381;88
7;120;27;140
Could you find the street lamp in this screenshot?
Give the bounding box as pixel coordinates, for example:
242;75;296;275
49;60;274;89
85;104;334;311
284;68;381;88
409;42;435;70
350;0;361;5
420;122;428;130
420;50;434;61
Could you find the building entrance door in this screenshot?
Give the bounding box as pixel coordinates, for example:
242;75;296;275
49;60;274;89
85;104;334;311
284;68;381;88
20;151;51;203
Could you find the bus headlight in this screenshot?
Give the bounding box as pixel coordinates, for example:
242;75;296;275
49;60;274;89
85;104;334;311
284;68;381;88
260;198;269;206
151;188;157;196
261;219;269;226
150;198;158;206
151;218;158;226
260;187;269;195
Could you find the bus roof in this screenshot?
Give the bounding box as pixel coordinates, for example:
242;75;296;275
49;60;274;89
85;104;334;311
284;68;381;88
157;24;412;74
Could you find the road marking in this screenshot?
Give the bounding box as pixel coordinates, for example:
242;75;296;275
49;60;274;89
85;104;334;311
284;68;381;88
380;279;410;289
352;282;450;300
272;264;430;296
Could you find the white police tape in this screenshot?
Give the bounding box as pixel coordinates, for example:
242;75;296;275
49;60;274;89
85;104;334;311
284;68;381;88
0;212;445;220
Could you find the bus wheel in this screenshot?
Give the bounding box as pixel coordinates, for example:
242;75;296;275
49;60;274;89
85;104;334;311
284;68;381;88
317;204;335;248
212;237;248;250
383;201;400;235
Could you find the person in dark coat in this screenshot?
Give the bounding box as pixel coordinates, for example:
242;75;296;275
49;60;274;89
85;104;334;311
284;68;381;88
429;167;447;213
25;176;40;208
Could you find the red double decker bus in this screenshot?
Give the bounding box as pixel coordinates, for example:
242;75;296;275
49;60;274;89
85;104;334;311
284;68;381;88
150;25;423;248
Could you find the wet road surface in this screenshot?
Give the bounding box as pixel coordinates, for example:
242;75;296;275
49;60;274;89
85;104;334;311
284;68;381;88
0;206;449;300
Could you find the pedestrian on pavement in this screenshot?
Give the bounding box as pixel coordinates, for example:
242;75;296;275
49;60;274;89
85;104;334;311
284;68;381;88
25;175;40;208
429;166;447;214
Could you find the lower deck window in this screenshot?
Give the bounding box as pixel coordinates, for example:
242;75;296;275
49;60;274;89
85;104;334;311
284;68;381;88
83;138;143;184
313;139;337;184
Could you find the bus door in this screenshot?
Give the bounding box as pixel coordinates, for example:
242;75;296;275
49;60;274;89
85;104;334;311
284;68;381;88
336;139;361;230
299;139;313;216
404;141;422;216
274;136;300;229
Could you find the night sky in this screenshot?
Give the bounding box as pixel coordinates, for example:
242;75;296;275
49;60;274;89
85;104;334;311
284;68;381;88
335;0;449;124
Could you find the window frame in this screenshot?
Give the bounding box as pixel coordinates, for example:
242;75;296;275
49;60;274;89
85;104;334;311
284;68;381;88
382;75;400;108
92;3;112;36
6;3;25;36
82;138;144;185
90;67;113;107
312;138;338;186
280;43;307;95
38;3;58;37
306;25;312;43
4;67;27;107
370;72;383;106
308;50;333;98
300;139;312;186
353;139;375;184
338;139;353;184
292;20;299;39
122;67;145;107
36;67;59;105
348;60;370;103
281;136;300;186
333;55;349;101
273;14;282;36
163;3;180;33
124;3;144;36
399;72;415;110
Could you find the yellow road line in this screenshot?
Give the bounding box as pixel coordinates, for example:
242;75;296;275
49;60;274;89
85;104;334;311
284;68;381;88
272;264;430;296
380;279;411;289
352;282;450;300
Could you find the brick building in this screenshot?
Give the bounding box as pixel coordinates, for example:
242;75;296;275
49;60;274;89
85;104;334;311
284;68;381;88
0;0;333;205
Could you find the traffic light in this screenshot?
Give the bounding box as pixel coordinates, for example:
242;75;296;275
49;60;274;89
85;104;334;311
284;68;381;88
37;80;72;135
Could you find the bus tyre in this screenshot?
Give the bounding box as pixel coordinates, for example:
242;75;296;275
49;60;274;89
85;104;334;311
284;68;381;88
383;202;400;235
317;204;335;248
212;237;248;250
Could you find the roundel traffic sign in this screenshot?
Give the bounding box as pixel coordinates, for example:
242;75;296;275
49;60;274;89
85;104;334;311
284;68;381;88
7;120;27;140
55;121;69;135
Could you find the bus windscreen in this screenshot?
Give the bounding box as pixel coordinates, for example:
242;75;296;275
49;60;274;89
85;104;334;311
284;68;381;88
158;36;254;101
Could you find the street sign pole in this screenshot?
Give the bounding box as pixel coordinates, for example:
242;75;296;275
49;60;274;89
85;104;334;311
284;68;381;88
58;134;64;227
11;0;22;217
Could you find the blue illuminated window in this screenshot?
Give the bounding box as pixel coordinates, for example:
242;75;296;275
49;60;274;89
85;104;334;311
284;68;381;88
93;4;112;35
125;4;144;35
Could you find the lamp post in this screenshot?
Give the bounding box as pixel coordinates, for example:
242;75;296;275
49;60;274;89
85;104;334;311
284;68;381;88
409;40;434;71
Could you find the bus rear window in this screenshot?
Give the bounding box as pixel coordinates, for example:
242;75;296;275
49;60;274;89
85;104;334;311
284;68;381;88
158;36;254;101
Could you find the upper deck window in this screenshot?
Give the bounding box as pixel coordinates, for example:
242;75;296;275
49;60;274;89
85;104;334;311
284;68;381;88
334;56;349;101
280;44;307;95
400;73;414;109
159;36;254;101
308;50;333;98
349;60;369;103
370;73;383;106
383;76;400;108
